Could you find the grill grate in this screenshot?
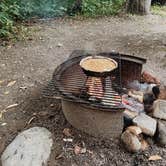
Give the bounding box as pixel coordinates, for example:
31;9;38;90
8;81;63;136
53;54;125;109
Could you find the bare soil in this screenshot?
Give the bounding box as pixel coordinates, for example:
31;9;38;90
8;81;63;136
0;15;166;166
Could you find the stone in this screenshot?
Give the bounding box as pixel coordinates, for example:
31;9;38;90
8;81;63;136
153;99;166;120
127;126;142;136
121;130;141;153
133;113;157;136
1;127;53;166
157;120;166;146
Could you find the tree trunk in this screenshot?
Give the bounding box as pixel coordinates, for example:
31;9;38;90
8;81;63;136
127;0;152;15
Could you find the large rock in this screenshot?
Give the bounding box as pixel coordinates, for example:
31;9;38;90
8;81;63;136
121;130;141;152
133;113;157;136
157;120;166;146
153;99;166;120
1;127;53;166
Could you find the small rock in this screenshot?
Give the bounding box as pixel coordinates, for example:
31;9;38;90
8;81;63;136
153;99;166;120
1;127;53;166
133;113;157;136
127;126;142;136
57;43;63;47
157;120;166;146
121;130;141;152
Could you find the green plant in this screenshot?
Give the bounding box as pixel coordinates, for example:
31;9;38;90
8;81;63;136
19;0;71;19
151;4;166;16
0;0;21;40
82;0;125;17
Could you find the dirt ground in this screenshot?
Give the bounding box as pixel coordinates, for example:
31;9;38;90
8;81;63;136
0;15;166;166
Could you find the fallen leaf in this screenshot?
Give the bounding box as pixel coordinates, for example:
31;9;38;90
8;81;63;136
38;111;49;116
148;155;162;161
0;80;5;85
55;153;64;160
80;148;86;154
63;138;73;142
141;140;149;151
26;116;36;125
1;123;7;126
74;145;86;155
20;86;27;90
4;91;9;95
74;145;81;155
7;80;16;87
87;150;93;154
6;103;18;110
63;128;72;137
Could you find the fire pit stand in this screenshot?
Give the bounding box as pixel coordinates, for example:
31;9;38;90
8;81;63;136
52;50;146;139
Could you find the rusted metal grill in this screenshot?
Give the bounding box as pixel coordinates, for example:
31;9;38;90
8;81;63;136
53;54;125;110
51;51;146;110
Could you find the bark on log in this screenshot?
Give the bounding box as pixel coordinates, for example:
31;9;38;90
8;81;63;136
127;0;152;15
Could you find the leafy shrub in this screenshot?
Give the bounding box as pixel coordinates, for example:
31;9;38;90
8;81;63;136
0;0;22;40
19;0;73;19
82;0;125;17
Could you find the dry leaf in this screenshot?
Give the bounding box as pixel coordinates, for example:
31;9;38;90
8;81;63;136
63;128;72;137
141;140;149;151
80;148;86;154
148;155;162;161
87;150;93;154
63;138;73;142
7;80;16;87
6;103;18;110
27;116;36;125
74;145;81;155
4;91;9;95
74;145;86;155
55;153;64;160
38;111;49;116
0;80;5;85
1;123;7;126
20;86;27;90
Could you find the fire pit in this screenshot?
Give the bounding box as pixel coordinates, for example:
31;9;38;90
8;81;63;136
53;51;146;139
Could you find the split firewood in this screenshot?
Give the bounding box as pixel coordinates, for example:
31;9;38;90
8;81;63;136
142;71;160;85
